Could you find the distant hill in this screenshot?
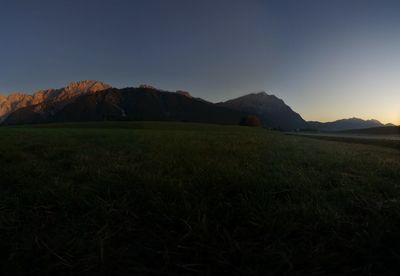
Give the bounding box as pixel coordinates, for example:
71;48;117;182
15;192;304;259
339;126;400;135
307;118;389;131
218;92;308;130
3;85;244;125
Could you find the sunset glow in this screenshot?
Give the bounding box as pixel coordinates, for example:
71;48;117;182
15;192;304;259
1;1;399;275
1;0;399;125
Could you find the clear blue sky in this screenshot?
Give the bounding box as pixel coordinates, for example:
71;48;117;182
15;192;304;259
1;0;399;124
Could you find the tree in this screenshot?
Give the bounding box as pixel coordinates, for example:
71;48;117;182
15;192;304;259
239;115;261;127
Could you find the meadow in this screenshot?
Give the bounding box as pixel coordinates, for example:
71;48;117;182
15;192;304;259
0;122;399;275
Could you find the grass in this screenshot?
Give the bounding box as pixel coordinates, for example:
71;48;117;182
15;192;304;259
0;121;399;275
289;133;400;151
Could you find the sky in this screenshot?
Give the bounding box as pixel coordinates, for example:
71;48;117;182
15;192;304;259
0;0;399;124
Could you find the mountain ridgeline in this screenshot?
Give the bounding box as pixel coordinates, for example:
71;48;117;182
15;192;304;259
0;81;111;123
307;118;394;132
218;92;308;130
1;82;245;126
0;81;394;131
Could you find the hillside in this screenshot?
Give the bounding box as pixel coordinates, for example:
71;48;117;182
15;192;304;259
218;92;308;130
0;122;399;275
4;86;245;125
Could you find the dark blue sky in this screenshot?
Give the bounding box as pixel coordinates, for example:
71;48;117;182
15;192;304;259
1;0;399;123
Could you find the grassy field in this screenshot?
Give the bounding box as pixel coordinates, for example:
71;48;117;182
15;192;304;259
0;122;399;275
289;133;400;151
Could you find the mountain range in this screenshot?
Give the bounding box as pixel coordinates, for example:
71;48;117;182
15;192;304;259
0;80;395;131
1;81;244;126
308;118;395;132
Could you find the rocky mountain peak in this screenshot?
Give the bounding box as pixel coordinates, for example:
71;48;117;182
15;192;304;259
64;80;111;93
0;80;113;122
219;91;307;130
254;91;267;96
6;92;29;101
229;92;286;108
176;90;192;98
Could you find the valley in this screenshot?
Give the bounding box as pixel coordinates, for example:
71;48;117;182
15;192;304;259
0;121;399;275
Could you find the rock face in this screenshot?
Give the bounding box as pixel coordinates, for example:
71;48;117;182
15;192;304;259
0;92;35;122
0;80;111;122
218;92;308;130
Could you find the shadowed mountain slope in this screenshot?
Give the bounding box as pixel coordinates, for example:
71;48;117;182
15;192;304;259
4;86;244;125
218;92;308;130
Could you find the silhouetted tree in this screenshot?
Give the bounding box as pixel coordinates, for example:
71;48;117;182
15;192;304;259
239;115;261;127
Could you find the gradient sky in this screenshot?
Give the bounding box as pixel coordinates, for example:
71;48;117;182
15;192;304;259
1;0;399;124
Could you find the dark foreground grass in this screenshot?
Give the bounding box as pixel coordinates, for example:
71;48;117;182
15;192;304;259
0;122;399;275
290;133;400;151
